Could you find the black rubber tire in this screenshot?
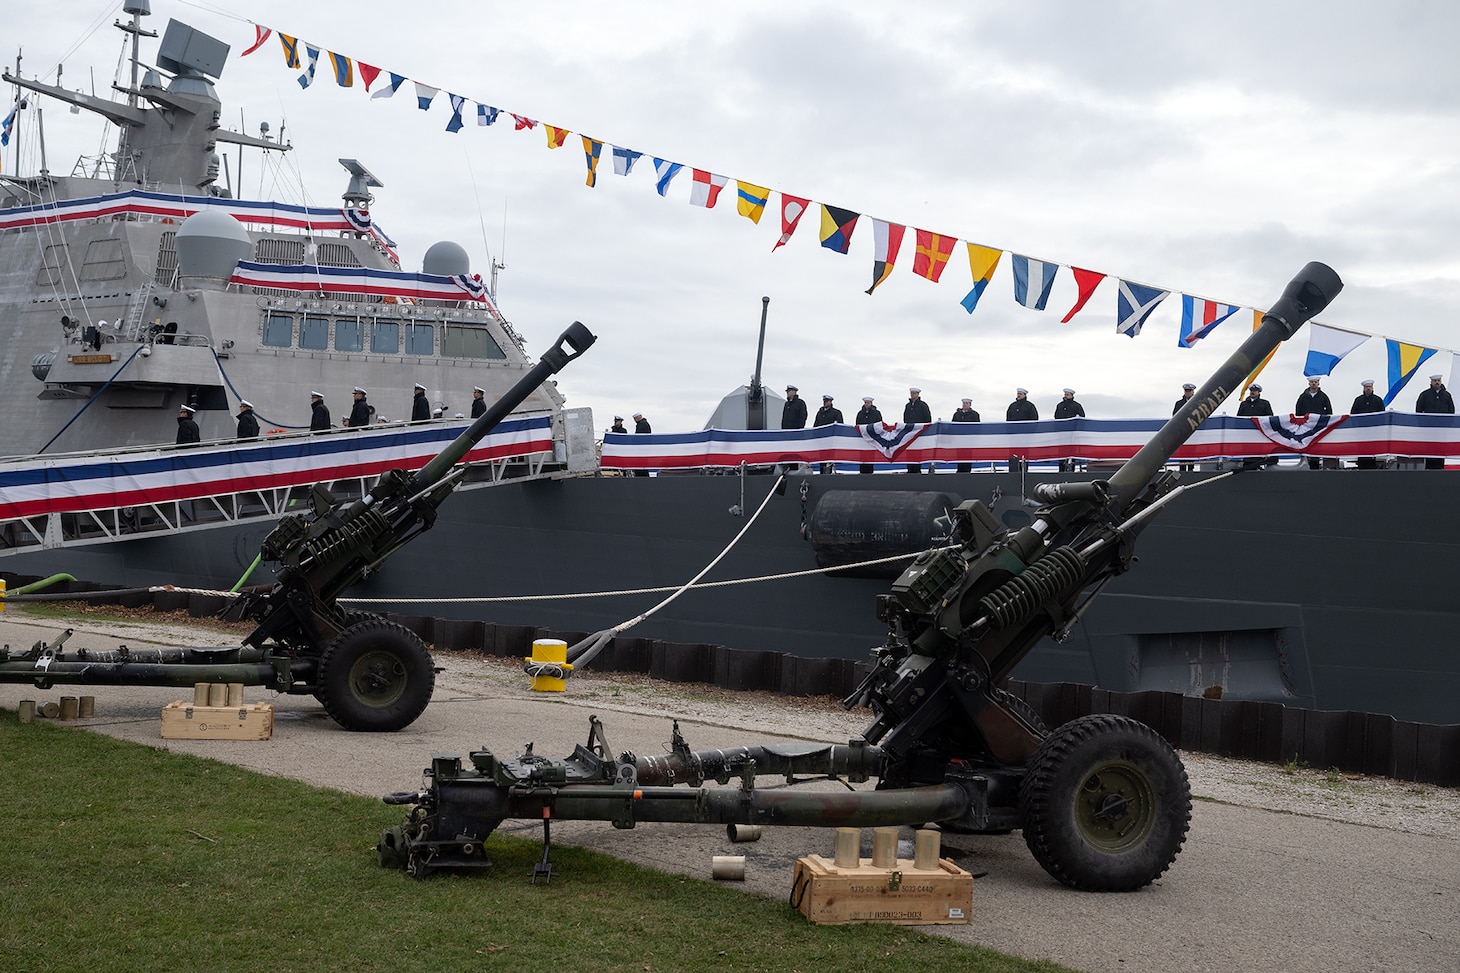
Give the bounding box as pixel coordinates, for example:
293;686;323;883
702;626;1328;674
996;689;1049;736
312;613;388;702
1019;714;1190;891
317;619;435;732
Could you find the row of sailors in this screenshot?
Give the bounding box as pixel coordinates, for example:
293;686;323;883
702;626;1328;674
777;385;1082;428
174;384;491;444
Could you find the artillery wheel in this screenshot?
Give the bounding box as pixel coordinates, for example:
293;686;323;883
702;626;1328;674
317;620;435;732
1018;714;1190;891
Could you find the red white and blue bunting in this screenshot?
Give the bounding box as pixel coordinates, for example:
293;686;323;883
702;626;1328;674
0;416;550;522
599;413;1460;471
228;260;498;311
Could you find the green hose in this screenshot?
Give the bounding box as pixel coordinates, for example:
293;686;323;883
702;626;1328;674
231;553;262;592
10;573;79;595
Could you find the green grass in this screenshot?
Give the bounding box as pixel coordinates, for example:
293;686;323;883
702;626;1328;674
0;713;1071;973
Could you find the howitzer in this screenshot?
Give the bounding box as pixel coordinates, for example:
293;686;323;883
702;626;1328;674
0;323;596;732
380;263;1341;891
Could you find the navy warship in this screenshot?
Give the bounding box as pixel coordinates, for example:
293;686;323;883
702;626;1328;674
1;4;1456;728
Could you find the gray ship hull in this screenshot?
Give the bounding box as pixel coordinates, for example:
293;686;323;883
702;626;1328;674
6;467;1457;725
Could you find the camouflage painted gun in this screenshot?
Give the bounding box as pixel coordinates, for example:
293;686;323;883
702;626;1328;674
378;264;1341;890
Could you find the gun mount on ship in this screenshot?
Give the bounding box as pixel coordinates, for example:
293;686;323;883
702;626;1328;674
378;264;1342;890
0;323;596;731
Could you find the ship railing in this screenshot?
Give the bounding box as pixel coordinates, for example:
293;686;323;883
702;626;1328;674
0;414;592;556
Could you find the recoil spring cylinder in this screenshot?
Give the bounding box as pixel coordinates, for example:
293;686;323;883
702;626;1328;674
977;545;1086;630
302;508;391;565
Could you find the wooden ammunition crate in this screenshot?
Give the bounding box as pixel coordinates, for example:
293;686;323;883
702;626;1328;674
160;702;274;740
791;854;972;926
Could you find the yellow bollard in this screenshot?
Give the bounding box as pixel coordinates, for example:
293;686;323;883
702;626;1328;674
524;639;573;692
1;577;6;613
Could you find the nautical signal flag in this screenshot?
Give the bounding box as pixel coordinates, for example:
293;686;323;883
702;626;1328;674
1384;339;1437;405
372;73;406;100
415;83;439;111
511;114;537;131
1116;280;1169;337
653;158;683;196
1060;267;1106;323
357;61;381;91
1178;296;1240;348
866;220;906;295
328;52;353;87
736;181;769;224
912;230;956;283
961;244;1002;314
819;205;859;254
1302;323;1369;376
613;147;643;176
0;98;24;148
278;33;301;70
582;137;603;187
298;45;321;89
1012;255;1059;310
242;26;273;57
545;125;570;149
445;94;467;133
774;194;810;251
689;170;729;208
477;104;499;126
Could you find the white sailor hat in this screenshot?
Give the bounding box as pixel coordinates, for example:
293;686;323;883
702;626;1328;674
1305;375;1322;381
786;384;798;392
432;406;445;416
353;386;367;394
961;397;972;403
473;386;485;394
310;390;323;398
613;415;624;421
239;400;253;409
1182;382;1196;390
822;394;833;400
1063;388;1075;394
1361;379;1375;386
633;411;643;419
1016;387;1028;394
454;412;464;419
862;396;874;402
1249;383;1262;391
1430;374;1444;380
909;387;921;393
414;383;426;391
179;404;196;413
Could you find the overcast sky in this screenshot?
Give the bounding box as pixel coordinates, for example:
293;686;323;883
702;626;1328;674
10;0;1460;430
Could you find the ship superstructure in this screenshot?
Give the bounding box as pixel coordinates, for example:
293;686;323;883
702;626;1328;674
0;7;579;458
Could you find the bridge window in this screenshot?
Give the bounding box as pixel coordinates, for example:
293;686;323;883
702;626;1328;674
335;319;363;352
404;322;434;355
442;324;507;360
371;320;399;354
300;315;329;350
262;312;293;347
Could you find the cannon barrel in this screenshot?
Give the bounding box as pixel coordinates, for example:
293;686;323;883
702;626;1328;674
1105;261;1342;513
409;321;596;492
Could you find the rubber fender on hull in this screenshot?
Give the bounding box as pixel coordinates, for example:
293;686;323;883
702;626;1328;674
809;490;964;578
